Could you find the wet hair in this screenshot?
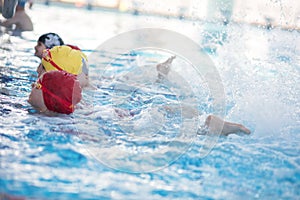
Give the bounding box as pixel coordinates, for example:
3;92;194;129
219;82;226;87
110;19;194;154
38;33;64;49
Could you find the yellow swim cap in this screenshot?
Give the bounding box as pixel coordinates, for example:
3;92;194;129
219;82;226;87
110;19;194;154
42;46;85;75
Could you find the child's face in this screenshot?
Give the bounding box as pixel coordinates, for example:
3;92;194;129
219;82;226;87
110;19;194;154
28;80;47;112
34;41;47;59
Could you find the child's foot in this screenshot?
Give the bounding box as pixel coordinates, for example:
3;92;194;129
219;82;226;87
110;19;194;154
205;115;251;136
236;124;251;135
156;56;176;79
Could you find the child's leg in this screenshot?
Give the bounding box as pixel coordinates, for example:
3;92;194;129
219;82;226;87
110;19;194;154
205;115;251;136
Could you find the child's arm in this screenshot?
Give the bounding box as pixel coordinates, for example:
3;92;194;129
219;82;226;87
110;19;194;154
0;15;18;28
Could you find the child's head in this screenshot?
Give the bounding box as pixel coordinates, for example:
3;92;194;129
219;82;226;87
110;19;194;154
34;33;64;58
41;45;84;76
28;70;82;114
37;44;89;87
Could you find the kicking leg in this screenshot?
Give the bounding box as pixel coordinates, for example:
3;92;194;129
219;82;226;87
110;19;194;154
205;115;251;136
156;56;176;79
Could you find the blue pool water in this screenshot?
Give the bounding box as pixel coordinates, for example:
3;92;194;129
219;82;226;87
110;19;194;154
1;3;300;199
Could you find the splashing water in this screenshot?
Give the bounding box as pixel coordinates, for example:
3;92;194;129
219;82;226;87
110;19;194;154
0;3;299;199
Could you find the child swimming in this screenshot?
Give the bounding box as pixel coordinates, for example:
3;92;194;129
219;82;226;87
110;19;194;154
28;70;82;115
156;56;251;136
37;45;89;87
0;0;33;32
34;33;89;87
28;52;250;135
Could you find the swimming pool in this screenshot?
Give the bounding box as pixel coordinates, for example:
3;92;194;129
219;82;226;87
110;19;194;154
1;3;299;199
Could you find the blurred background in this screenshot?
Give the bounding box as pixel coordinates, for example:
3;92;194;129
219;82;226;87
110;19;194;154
38;0;300;30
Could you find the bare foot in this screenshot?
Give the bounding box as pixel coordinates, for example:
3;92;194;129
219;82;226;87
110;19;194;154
236;124;251;135
156;56;176;79
205;115;251;136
